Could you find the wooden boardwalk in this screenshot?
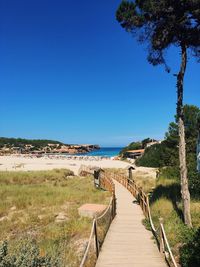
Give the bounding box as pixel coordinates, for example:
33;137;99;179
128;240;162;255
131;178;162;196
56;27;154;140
95;180;166;267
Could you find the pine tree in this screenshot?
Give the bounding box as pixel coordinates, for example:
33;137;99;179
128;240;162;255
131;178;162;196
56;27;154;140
116;0;200;226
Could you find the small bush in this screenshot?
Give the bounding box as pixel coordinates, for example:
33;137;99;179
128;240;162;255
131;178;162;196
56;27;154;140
0;238;61;267
136;144;168;167
158;167;179;181
180;228;200;267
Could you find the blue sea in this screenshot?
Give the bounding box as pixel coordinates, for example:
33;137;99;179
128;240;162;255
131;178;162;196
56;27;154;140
79;147;122;157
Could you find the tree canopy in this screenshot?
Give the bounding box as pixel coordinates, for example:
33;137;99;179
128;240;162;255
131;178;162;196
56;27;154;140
116;0;200;69
116;0;200;226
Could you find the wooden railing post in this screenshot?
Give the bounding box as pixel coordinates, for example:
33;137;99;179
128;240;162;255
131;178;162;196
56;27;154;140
159;217;165;256
111;192;115;219
138;187;142;209
111;193;114;219
142;191;145;213
94;218;99;258
146;193;150;218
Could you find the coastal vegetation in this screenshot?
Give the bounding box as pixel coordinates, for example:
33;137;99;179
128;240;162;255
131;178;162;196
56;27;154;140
0;169;110;266
118;104;200;266
120;138;157;156
0;137;62;148
116;0;200;226
142;174;200;267
136;105;200;197
0;137;100;155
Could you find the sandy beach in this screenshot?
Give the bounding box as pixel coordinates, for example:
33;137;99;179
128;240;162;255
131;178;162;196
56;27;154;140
0;155;130;175
0;155;157;177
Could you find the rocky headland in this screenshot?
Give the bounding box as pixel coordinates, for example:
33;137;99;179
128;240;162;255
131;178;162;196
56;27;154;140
0;137;100;155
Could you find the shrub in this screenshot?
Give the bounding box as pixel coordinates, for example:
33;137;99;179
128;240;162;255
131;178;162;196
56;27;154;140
187;154;200;198
0;239;61;267
180;228;200;267
158;167;179;181
136;144;167;167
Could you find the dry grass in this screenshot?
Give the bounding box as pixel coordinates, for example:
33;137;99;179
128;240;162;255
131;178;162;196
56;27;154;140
0;169;110;266
105;167;156;193
138;175;200;264
132;171;155;193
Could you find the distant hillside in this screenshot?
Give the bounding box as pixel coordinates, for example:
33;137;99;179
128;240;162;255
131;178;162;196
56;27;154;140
0;137;63;148
0;137;100;155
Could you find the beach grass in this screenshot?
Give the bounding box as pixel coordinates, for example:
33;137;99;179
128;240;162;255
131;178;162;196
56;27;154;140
134;174;200;264
0;169;110;266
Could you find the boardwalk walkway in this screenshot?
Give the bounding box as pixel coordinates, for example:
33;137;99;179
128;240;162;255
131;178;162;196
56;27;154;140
95;180;166;267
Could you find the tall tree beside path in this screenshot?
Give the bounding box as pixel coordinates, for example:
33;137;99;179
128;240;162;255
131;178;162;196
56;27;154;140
116;0;200;227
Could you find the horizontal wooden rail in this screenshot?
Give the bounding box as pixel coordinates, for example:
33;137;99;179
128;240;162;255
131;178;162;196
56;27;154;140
160;220;178;267
108;171;178;267
79;220;96;267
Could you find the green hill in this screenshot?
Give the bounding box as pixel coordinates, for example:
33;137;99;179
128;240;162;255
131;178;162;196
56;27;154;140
0;137;63;149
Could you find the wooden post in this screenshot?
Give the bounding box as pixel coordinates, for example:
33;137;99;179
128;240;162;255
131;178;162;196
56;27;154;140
142;191;145;213
94;218;99;258
129;167;132;180
99;169;105;189
138;187;142;209
111;197;113;219
94;168;100;188
127;166;135;180
113;193;116;217
144;194;148;217
133;183;136;197
111;193;114;219
113;196;116;218
159;217;165;255
146;193;150;218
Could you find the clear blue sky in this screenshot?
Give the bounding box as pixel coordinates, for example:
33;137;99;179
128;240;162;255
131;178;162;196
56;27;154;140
0;0;199;146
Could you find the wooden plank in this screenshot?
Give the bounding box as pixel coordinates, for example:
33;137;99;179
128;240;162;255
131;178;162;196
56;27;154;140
95;180;166;267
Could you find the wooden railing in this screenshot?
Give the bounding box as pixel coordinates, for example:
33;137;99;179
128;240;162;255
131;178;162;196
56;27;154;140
79;174;116;267
78;165;97;176
107;171;178;267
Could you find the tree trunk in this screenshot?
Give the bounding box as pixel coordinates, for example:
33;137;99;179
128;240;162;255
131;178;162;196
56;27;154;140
177;44;192;227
